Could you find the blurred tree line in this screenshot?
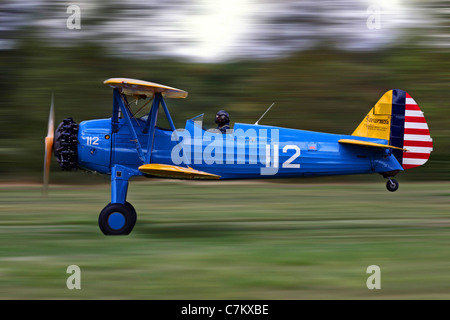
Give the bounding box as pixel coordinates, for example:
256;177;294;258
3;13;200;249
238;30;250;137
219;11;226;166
0;38;448;182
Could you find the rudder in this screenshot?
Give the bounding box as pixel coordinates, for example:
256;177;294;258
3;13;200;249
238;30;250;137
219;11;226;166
402;92;433;169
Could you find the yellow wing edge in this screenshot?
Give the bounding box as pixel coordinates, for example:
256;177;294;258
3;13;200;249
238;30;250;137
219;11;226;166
338;139;405;150
138;164;220;180
104;78;188;99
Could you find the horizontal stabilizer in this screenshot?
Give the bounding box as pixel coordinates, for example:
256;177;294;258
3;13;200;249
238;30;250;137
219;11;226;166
139;164;220;180
338;139;405;150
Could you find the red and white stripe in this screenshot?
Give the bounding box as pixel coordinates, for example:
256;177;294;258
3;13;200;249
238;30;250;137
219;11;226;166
402;93;433;170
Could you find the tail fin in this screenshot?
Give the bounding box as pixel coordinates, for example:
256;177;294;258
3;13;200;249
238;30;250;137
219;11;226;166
352;89;433;170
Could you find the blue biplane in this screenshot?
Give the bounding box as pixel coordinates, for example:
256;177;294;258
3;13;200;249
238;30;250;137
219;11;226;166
44;78;433;235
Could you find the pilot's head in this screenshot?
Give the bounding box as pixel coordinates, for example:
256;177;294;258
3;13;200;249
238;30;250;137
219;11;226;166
215;110;230;125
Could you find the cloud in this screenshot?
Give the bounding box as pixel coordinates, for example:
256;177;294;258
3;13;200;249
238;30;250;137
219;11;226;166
0;0;440;61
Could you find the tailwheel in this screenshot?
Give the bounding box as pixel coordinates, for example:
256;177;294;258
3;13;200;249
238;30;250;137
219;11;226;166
386;178;399;192
99;202;137;235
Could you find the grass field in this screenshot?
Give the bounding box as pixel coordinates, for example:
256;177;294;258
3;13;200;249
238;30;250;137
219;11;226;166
0;180;449;299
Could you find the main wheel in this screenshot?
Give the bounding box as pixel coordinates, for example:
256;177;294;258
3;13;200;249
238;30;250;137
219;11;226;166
386;179;399;192
105;202;137;228
99;203;137;235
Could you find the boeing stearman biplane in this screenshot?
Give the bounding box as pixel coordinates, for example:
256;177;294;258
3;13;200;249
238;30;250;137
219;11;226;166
43;78;433;235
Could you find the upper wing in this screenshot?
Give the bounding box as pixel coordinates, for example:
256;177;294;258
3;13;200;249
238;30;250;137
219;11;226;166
104;78;188;99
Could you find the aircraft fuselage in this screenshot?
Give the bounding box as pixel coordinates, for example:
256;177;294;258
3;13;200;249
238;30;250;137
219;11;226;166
76;117;403;179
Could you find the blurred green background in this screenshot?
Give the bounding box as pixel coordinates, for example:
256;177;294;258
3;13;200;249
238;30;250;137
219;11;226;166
0;0;449;182
0;0;449;300
1;45;449;182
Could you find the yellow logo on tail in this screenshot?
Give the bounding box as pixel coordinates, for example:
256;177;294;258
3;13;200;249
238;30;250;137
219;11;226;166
352;90;393;141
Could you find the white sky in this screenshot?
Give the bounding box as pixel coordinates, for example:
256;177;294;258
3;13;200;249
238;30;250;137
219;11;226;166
0;0;443;61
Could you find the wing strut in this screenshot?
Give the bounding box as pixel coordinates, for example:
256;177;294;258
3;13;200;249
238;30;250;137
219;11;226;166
113;89;146;162
143;93;161;163
112;87;196;170
161;96;191;166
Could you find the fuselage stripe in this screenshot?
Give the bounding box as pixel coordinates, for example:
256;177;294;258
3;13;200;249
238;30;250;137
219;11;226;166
404;116;427;123
403;158;428;165
404;122;429;129
404;146;433;153
401;93;433;169
402;152;430;159
390;89;406;165
403;134;432;142
405;104;420;110
405;98;417;105
404;128;430;135
403;140;433;148
405;110;424;117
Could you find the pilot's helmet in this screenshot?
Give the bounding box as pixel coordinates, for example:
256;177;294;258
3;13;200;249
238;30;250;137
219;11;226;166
215;110;230;125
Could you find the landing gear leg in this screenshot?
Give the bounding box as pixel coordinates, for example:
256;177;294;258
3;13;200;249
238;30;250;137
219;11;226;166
99;166;137;235
386;178;399;192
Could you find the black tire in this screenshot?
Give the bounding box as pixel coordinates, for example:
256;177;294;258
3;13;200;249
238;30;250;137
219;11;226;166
386;179;399;192
124;201;137;228
105;202;137;227
98;203;137;235
105;201;135;211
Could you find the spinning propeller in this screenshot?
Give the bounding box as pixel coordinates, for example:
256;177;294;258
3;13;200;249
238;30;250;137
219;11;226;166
43;94;54;196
